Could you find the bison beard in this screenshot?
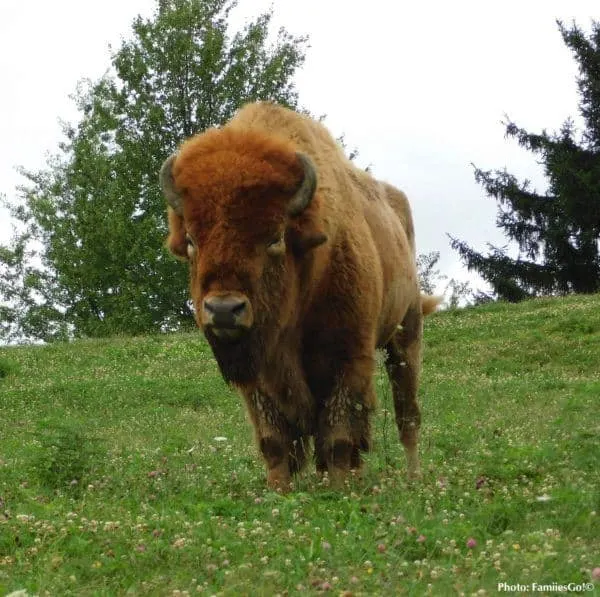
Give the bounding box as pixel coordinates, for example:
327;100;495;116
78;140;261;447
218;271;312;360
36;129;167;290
204;327;265;385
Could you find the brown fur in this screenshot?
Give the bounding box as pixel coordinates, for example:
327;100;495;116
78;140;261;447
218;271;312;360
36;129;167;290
163;102;437;490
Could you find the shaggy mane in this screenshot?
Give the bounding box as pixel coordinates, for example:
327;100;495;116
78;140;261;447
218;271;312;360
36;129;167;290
172;127;305;200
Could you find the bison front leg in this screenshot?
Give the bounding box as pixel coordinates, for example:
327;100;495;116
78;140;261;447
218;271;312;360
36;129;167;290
316;369;375;488
384;305;423;480
244;390;307;491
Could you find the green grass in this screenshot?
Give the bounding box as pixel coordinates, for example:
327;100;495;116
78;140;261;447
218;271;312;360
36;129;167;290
0;295;599;596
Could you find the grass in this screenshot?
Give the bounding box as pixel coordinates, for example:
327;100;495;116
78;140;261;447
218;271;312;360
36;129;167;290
0;294;599;596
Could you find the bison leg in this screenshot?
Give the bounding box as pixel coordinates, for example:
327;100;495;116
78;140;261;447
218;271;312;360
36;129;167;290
245;390;307;491
316;366;375;488
384;305;423;479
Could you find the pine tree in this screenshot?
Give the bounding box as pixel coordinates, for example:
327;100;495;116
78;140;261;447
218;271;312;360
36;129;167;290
0;0;307;340
450;20;600;302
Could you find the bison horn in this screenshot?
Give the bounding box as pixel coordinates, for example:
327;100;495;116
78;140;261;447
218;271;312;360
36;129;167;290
287;153;317;217
159;154;183;215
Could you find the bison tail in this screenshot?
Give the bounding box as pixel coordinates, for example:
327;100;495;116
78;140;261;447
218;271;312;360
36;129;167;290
421;294;442;316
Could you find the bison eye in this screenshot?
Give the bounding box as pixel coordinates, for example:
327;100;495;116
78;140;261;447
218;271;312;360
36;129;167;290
266;234;285;256
185;234;196;259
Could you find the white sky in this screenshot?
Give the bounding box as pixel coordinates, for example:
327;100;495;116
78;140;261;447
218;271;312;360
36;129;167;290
0;0;597;294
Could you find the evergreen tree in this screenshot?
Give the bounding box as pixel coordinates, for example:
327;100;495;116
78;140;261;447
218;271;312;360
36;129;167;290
450;20;600;302
1;0;307;340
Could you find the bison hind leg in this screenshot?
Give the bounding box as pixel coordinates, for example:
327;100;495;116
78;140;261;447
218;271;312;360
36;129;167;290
384;305;423;480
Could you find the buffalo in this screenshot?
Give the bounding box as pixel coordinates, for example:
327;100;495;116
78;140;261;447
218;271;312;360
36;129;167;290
160;102;439;490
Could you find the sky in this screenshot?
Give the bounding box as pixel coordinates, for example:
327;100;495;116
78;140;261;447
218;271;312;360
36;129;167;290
0;0;598;295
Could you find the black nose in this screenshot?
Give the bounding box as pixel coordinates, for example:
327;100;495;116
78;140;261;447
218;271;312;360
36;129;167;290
203;296;248;328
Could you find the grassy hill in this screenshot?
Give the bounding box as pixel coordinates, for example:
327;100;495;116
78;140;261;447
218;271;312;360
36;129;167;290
0;295;599;596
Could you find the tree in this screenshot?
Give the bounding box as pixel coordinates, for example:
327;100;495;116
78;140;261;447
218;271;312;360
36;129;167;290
450;20;600;302
1;0;308;341
416;250;472;308
416;251;445;295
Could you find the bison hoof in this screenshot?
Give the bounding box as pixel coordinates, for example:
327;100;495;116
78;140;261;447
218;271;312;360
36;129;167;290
266;469;292;493
407;465;422;482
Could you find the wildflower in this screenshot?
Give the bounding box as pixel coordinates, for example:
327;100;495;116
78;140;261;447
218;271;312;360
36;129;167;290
213;437;227;442
416;535;426;543
592;567;600;580
322;541;331;550
377;543;387;553
466;538;477;549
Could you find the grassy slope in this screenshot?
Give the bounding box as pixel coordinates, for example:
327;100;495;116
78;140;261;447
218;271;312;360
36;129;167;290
0;295;599;596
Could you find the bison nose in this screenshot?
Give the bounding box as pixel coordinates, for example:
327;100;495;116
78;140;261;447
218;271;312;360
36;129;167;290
203;295;249;329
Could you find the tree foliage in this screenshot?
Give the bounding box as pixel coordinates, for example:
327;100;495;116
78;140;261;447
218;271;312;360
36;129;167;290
1;0;307;341
450;20;600;302
416;251;444;295
416;250;472;308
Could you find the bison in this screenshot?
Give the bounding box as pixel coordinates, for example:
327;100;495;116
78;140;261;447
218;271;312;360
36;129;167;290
160;102;439;490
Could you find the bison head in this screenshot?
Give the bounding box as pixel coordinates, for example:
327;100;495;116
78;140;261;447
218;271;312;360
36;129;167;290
160;128;327;384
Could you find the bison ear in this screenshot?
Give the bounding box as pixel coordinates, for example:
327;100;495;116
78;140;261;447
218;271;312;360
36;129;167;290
162;154;189;260
160;154;183;215
293;230;328;252
166;207;189;260
288;209;328;254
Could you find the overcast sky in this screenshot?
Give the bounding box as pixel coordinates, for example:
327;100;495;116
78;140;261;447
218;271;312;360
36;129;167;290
1;0;598;293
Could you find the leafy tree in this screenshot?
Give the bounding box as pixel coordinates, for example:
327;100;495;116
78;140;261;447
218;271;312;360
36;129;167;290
450;20;600;302
416;251;445;295
1;0;307;341
0;194;70;343
416;250;472;308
